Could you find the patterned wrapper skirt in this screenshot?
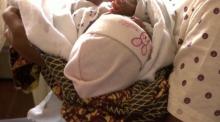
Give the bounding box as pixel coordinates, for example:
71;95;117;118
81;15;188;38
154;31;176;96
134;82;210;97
9;47;40;93
10;50;172;122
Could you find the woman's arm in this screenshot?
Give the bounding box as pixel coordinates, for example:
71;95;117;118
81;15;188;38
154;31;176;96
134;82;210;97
2;6;44;66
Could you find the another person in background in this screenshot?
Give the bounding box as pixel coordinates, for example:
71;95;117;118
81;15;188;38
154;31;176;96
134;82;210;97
161;0;220;121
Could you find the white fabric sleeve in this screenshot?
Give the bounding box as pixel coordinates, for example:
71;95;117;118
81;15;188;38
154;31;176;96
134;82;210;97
168;0;220;122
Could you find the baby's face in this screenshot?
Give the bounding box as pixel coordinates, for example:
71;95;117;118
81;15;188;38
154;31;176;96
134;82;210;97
110;0;137;16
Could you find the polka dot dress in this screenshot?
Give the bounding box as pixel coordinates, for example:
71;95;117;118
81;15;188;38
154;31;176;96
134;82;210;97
165;0;220;122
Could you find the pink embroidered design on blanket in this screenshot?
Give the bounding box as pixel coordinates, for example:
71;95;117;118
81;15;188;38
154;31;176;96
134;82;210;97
131;32;151;56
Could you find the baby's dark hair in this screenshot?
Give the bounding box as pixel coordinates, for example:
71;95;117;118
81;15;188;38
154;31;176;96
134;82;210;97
87;0;104;5
127;0;137;6
110;0;138;16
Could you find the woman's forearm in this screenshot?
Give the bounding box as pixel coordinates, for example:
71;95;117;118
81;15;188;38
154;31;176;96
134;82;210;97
6;25;44;66
3;6;44;66
13;37;45;66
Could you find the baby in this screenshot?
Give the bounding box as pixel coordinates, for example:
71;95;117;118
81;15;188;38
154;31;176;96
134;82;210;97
64;0;154;98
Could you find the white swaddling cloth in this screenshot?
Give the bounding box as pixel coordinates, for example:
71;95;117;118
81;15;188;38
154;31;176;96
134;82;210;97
17;0;73;59
135;0;176;81
17;0;102;59
17;0;175;98
64;14;152;98
17;0;111;59
64;0;177;98
27;91;65;122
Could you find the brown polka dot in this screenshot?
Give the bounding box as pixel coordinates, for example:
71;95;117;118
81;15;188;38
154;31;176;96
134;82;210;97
214;110;220;116
194;57;199;63
184;6;188;12
197;74;205;81
180;63;185;69
184;14;188;20
177;109;183;115
202;33;208;39
205;92;212;99
184;97;191;104
192;8;195;12
211;50;218;57
218;70;220;74
182;80;187;86
178;38;184;45
213;8;219;14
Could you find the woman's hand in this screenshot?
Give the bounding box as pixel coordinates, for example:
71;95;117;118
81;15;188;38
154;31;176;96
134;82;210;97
2;6;44;66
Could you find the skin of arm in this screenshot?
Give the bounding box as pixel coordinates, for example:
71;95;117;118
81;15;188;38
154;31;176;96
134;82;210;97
2;6;44;66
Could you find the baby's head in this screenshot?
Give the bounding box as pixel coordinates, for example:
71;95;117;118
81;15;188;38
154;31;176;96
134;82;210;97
110;0;137;16
87;0;137;16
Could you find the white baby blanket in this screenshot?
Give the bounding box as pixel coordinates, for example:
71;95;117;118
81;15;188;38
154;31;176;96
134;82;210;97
17;0;175;98
17;0;101;59
64;14;152;98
